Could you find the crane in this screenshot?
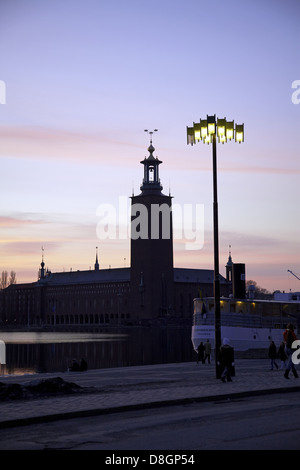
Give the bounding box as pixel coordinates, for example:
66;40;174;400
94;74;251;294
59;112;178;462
287;270;300;281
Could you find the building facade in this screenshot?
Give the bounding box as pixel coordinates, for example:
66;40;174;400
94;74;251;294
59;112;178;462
1;142;230;327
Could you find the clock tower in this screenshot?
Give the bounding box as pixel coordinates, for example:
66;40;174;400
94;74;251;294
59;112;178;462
130;135;174;320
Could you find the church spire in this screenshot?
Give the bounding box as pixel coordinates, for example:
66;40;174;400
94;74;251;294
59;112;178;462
94;246;99;271
227;245;233;265
226;245;233;283
39;246;45;279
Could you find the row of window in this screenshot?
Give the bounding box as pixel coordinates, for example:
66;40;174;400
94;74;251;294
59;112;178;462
46;312;131;325
47;283;130;295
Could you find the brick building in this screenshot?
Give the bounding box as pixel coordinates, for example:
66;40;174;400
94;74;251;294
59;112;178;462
1;141;230;326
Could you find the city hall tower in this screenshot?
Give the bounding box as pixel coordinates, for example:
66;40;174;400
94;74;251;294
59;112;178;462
130;135;174;320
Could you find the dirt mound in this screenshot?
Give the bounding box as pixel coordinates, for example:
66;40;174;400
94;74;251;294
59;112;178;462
0;377;85;400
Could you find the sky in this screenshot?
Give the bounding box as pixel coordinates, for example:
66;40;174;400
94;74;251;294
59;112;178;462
0;0;300;293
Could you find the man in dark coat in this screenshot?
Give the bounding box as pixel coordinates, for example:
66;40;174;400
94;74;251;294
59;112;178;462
217;338;235;382
196;342;205;364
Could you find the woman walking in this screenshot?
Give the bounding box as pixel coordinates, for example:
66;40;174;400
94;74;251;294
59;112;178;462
268;340;278;370
283;324;299;379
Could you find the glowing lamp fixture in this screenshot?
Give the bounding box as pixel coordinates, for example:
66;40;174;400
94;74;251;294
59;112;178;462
217;118;226;138
186;115;244;145
226;121;234;141
194;123;201;141
235;124;244;143
200;119;208;139
207;115;216;135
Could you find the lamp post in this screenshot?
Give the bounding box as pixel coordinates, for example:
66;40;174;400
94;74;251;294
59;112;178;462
187;115;244;378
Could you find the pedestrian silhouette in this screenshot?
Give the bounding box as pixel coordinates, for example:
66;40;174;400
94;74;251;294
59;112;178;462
268;340;279;370
217;338;235;382
204;339;211;364
80;357;88;371
283;323;299;379
196;342;205;364
69;358;80;371
277;341;287;370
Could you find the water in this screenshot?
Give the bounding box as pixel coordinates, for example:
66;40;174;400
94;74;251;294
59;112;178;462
0;326;194;376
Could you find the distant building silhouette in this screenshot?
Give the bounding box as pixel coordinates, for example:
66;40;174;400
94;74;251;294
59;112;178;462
1;142;230;326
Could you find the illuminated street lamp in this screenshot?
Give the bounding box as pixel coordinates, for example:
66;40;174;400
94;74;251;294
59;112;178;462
186;115;244;379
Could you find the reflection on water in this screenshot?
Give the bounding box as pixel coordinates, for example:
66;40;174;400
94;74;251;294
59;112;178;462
0;331;127;344
0;327;194;376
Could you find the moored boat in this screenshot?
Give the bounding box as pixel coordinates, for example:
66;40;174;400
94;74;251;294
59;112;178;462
192;297;300;352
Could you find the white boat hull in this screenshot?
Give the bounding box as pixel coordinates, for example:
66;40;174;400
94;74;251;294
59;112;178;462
192;297;299;352
192;324;285;351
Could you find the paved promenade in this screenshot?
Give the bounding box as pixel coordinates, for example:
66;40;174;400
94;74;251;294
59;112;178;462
0;359;299;428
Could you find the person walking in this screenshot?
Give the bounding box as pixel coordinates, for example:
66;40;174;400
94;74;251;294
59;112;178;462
278;341;287;370
217;338;235;382
204;339;211;364
283;323;299;379
196;342;205;364
268;340;279;370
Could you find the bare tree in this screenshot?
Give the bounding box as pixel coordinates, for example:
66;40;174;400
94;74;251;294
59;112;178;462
0;271;8;290
9;270;17;285
0;270;17;288
247;280;271;299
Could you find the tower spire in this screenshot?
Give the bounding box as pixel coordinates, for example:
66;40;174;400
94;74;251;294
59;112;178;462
140;129;163;194
228;244;232;263
40;246;45;279
95;246;99;271
226;244;233;284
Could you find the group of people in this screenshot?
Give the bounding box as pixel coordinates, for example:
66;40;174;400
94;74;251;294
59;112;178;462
196;339;212;365
68;357;88;372
196;323;299;383
268;323;299;379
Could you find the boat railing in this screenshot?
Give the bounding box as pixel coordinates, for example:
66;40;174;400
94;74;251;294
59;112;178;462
193;312;286;329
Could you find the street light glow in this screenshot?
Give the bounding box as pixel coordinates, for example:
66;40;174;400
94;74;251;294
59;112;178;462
226;121;234;140
207;114;216;135
217;118;226;138
187;115;244;146
219;134;227;144
186;114;244;379
200;119;208;139
194;123;201;141
235;124;244;143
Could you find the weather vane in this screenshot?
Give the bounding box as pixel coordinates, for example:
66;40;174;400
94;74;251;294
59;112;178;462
144;129;158;144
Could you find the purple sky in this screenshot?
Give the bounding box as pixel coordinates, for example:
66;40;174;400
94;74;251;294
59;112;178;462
0;0;300;292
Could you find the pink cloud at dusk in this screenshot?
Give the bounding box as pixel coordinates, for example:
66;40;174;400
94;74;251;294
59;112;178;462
1;125;299;176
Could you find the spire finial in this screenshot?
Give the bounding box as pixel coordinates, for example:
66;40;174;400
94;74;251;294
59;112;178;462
144;129;158;145
41;246;45;268
40;246;45;279
95;246;99;271
227;244;233;265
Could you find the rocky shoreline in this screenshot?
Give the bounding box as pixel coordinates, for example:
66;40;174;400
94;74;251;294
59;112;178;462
0;377;94;400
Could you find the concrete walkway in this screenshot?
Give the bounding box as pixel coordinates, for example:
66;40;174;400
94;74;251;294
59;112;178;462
0;359;299;428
